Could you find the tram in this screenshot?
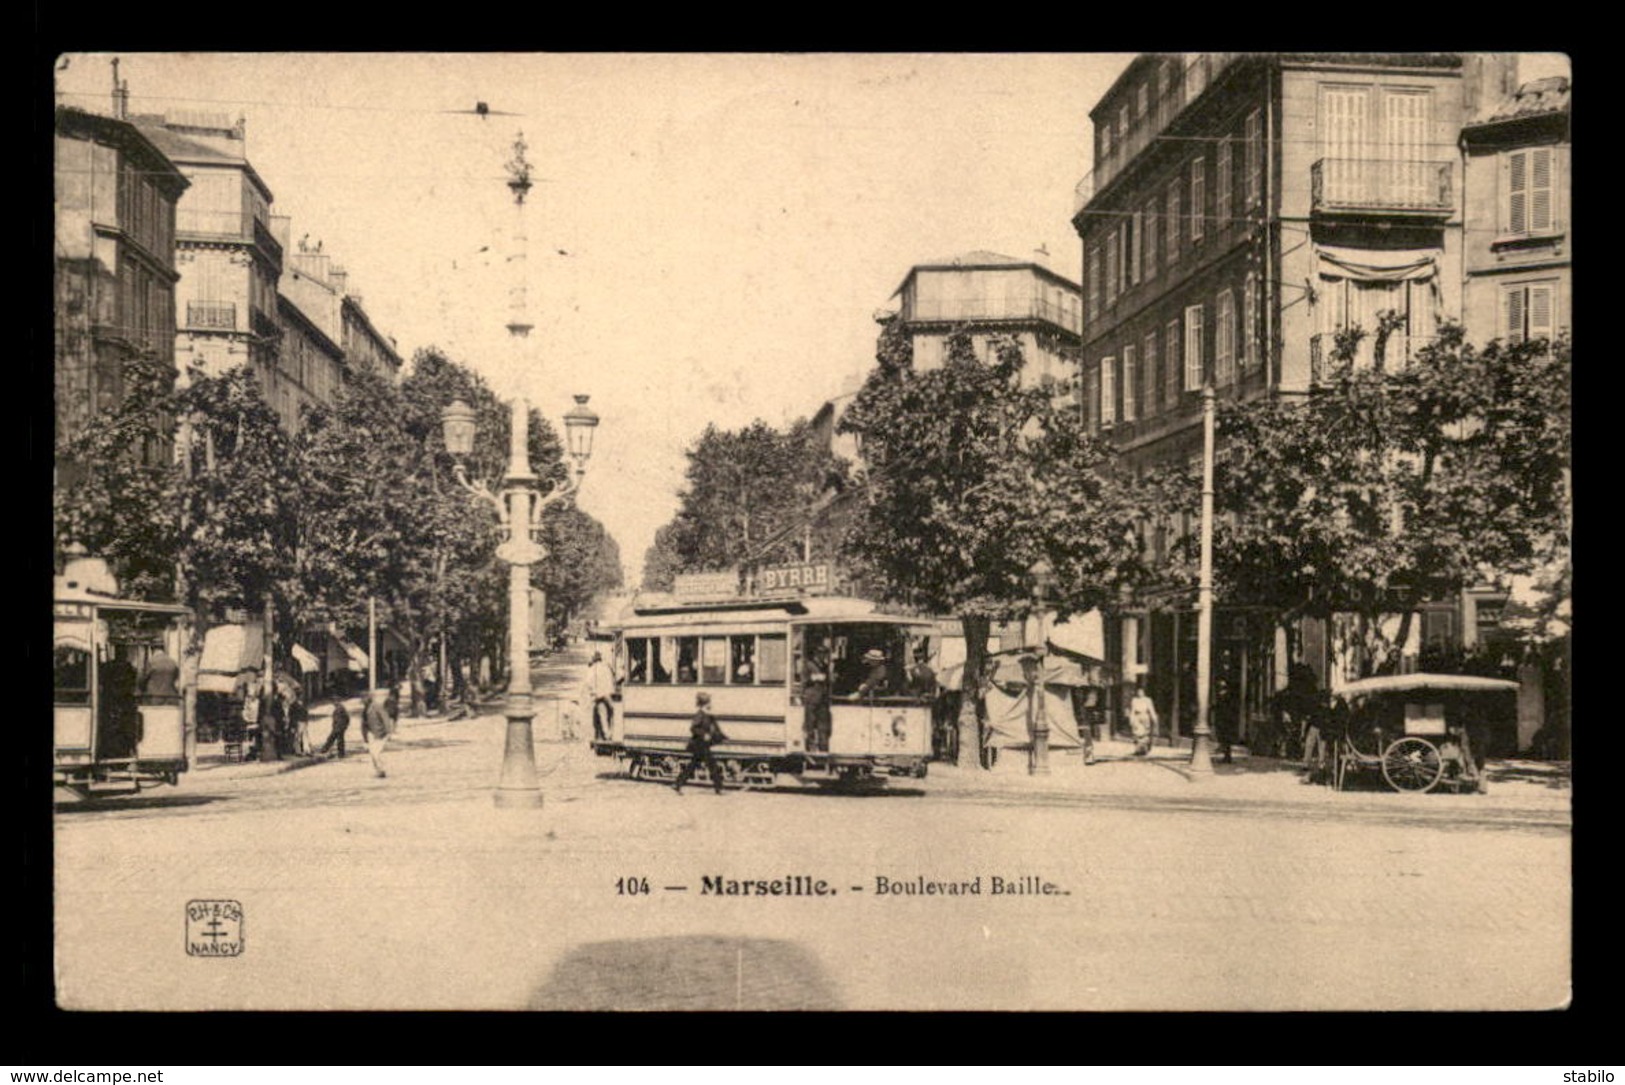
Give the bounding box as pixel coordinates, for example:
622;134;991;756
53;554;192;796
595;594;938;789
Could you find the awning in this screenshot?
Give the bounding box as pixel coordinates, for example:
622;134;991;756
291;643;320;672
1316;245;1438;283
337;637;370;672
197;623;265;691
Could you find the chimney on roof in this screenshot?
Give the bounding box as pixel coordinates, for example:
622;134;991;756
110;58;129;120
1033;244;1052;268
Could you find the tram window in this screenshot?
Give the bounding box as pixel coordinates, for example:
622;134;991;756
626;638;649;684
758;634;787;684
674;637;699;684
701;636;728;685
654;637;673;683
54;645;91;705
730;635;756;684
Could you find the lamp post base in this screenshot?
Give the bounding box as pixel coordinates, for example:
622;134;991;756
1188;731;1216;777
1029;734;1051;775
493;701;542;808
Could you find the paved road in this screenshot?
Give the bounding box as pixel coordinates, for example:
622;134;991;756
53;646;1570;1011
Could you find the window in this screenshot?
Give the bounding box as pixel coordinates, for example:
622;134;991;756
1319;277;1431;366
1505;147;1556;235
1190;157;1206;241
1122;344;1138;422
1164;319;1181;405
1100;357;1117;425
1245;108;1262;208
1503;282;1557;344
1242;273;1258;372
1216;138;1232;225
1143;200;1158;280
626;638;650;684
1215;289;1236;386
673;636;699;683
1128;214;1141;285
1100;122;1113;166
1136;84;1149;120
1184;304;1204;390
758;635;787;684
1165;184;1180;264
1106;233;1120;305
1086;247;1101;323
1082;364;1098;431
701;636;729;684
1143;331;1159;416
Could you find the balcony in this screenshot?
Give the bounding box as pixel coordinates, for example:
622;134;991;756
1311;159;1453;217
187;302;237;331
905;296;1080;335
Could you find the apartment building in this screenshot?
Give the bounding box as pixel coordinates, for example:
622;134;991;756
54;105;189;474
1071;52;1514;746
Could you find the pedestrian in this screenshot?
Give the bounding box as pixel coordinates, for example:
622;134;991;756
1128;680;1158;757
318;698;351;758
854;647;889;700
287;687;311;756
141;646;180;701
802;659;831;753
362;688;394;779
672;691;728;795
561;680;586;741
586;650;617;742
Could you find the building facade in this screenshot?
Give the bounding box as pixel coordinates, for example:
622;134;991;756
884;251;1082;397
1072;53;1518;747
134;113;288;402
54;106;189;474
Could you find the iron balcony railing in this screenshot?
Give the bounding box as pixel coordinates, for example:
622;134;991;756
906;296;1080;333
187;301;237;331
1311;159;1453;215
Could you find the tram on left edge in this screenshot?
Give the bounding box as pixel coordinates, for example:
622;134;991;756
53;556;192;797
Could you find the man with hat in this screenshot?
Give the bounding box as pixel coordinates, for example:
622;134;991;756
854;647;890;700
672;691;728;795
362;688;394;779
803;650;832;753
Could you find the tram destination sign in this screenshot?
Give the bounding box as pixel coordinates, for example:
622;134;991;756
672;570;742;603
757;561;832;597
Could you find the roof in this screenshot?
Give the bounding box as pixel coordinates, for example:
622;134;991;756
1465;76;1570;129
1340;673;1520;699
891;252;1081;300
133;120;276;202
55;107;189;198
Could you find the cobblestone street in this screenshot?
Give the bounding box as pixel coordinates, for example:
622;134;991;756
53;648;1570;1012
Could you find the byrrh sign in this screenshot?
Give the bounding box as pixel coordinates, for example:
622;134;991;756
757;561;832;597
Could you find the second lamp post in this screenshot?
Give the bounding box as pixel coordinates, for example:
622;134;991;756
443;393;599;808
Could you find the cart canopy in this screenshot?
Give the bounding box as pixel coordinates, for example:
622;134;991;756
1341;673;1519;700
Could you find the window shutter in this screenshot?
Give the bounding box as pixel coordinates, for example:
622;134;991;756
1504;287;1525;342
1165;320;1181;404
1184;304;1204;390
1191;158;1206;241
1216;290;1235;385
1144;201;1157;279
1507;150;1528;234
1100;357;1117;425
1530;284;1555;340
1242;273;1256;371
1144;332;1159;416
1216;138;1232;224
1531;147;1553;232
1130;212;1142;284
1122;345;1137;422
1166;185;1180;261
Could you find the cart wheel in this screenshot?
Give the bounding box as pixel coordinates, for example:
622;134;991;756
1382;737;1444;793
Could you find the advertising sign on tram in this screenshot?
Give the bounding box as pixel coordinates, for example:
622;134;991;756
673;570;741;603
758;561;832;597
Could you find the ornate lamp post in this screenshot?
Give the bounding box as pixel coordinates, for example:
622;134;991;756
442;395;598;807
1026;557;1056;776
438;130;602;809
1189;382;1218;777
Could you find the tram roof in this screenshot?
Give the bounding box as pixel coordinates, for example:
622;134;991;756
615;595;934;630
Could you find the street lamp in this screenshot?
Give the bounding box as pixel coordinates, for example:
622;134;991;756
1189;382;1218;777
442;394;598;808
1027;557;1056;776
435;129;602;809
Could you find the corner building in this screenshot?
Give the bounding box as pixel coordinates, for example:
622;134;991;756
1072;53;1514;745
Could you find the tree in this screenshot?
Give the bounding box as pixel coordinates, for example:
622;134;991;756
538;505;624;630
653;416;851;580
838;324;1143;768
641;522;684;592
1197;319;1571;676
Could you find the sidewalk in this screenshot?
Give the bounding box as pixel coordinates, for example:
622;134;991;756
926;735;1571;816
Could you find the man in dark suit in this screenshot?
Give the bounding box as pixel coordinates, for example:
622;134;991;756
672;692;727;795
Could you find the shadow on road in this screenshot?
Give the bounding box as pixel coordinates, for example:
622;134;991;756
55;792;228;814
529;936;842;1010
1485;760;1571;790
591;771;927;798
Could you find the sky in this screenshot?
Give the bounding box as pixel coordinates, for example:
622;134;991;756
55;51;1569;585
